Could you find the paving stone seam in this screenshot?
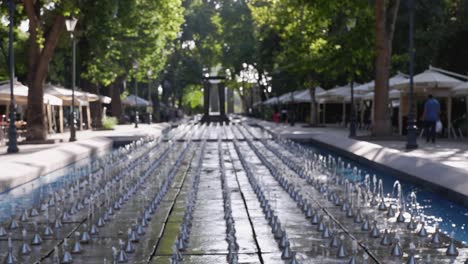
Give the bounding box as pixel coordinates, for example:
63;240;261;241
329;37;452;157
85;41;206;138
237;125;376;263
225;140;266;264
169;140;206;262
33;138;171;262
249;135;382;263
233;138;298;263
252;129;468;262
40;138;179;263
147;142;197;263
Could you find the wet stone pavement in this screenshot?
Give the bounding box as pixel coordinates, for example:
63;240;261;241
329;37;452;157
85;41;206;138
0;123;467;263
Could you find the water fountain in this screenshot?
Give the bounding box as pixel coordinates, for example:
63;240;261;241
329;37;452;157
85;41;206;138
1;122;466;263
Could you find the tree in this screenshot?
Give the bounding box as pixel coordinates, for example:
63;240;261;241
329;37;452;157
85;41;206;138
373;0;400;136
249;0;374;125
24;1;77;141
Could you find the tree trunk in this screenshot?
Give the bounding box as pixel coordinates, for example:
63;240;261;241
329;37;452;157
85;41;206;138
308;87;317;126
152;88;160;122
373;0;400;136
110;76;125;123
24;1;65;141
82;79;103;129
90;85;103;129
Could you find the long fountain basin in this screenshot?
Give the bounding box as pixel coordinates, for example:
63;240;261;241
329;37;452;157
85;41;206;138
0;137;113;194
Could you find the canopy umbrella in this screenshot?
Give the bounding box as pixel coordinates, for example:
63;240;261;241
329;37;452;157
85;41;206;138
393;69;462;137
122;94;152;107
316;83;361;103
316;84;359;126
100;95;112;104
354;81;374;94
81;92;100;102
452;81;468;97
392;69;462;96
292;87;325;103
277;92;293;103
355;73;408;94
45;84;88;106
362;89;401;101
263;97;278;105
0;80;63;106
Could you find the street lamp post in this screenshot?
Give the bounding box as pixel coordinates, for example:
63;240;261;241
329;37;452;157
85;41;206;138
133;61;139;128
347;18;357;138
7;0;18;153
147;70;153;125
406;0;418;149
349;81;357;137
65;17;78;142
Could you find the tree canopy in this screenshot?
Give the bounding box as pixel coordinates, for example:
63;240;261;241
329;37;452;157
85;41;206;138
1;0;467;131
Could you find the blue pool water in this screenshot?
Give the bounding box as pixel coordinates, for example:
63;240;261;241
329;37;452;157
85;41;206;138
0;158;94;223
303;143;468;244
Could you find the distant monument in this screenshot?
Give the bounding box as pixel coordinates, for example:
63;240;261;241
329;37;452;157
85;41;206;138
201;70;229;124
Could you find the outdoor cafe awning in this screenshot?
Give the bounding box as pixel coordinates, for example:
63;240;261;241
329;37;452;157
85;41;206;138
354;73;408;94
362;89;401;101
45;83;107;105
316;83;361;103
452;81;468;97
292;87;325;103
263;97;278;105
100;95;112;104
122;94;152;107
392;69;462;96
0;80;63;106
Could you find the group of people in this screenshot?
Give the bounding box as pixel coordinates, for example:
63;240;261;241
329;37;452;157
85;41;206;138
272;108;295;125
269;94;441;143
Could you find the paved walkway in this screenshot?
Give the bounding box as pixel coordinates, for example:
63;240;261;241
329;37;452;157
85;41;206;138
249;118;468;205
0;123;170;193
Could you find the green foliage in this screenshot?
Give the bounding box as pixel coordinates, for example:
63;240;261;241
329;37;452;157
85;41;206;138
102;115;117;130
78;0;184;86
0;6;29;81
182;84;203;109
249;0;374;91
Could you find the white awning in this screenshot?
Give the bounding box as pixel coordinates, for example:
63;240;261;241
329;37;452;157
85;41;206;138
122;94;152;107
316;83;361;103
362;89;401;101
292;87;325;103
452;82;468;97
100;95;112;104
392;69;462;96
45;84;103;105
355;73;408;94
0;80;63;106
263;97;278;105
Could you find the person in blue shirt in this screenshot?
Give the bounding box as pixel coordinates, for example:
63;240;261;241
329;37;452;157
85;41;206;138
422;94;440;143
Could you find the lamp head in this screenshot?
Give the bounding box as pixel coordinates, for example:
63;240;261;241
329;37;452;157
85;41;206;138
65;17;78;32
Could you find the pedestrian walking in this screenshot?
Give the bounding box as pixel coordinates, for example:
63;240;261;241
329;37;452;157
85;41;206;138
422;94;440;143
